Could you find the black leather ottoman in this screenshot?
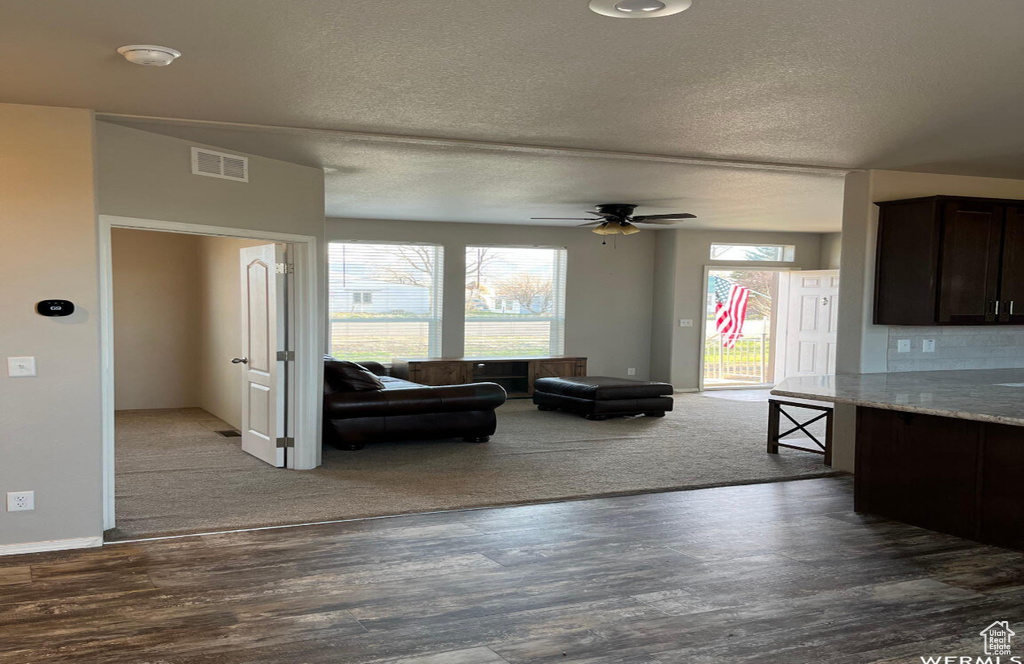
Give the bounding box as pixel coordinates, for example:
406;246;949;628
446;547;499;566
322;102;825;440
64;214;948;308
533;376;674;420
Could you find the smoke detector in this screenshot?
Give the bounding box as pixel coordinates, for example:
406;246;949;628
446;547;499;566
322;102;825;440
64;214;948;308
116;45;182;67
589;0;692;18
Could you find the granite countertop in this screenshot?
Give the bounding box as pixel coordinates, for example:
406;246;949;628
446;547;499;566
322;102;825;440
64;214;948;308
771;369;1024;427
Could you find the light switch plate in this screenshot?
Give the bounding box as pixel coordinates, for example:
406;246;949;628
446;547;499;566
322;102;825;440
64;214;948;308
627;368;637;376
679;319;694;327
922;339;936;353
897;339;911;353
7;357;36;377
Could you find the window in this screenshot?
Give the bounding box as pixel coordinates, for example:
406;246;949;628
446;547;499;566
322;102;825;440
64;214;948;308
328;243;443;362
710;244;795;262
465;246;567;357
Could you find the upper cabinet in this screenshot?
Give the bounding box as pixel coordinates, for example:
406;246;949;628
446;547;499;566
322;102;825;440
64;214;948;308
875;196;1024;325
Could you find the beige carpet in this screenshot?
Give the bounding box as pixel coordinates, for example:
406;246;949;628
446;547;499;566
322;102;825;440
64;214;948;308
110;395;838;540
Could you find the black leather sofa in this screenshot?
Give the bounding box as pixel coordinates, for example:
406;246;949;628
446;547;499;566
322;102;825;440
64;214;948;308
323;358;507;450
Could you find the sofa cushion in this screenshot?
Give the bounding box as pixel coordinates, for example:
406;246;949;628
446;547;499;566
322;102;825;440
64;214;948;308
324;360;386;392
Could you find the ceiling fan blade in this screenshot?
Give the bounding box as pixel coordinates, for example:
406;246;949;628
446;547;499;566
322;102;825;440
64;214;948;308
630;213;697;222
531;217;604;220
586;210;616;218
577;221;604;227
633;219;689;225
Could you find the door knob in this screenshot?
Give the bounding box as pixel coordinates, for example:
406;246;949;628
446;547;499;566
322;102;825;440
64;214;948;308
231;357;249;364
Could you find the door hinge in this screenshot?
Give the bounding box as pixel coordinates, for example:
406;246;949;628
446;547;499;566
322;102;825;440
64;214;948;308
276;350;295;362
276;437;294;449
275;262;294;274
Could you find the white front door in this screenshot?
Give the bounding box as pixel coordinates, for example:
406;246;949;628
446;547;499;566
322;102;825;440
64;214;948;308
238;244;288;467
783;270;839;379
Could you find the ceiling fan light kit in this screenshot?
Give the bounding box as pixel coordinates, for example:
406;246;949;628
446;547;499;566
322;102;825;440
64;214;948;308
531;203;696;237
589;0;692;19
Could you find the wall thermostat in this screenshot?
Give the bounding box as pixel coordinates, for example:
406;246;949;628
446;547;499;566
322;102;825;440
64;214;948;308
36;300;75;317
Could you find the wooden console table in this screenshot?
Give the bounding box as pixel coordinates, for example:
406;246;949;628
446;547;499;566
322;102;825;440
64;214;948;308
391;356;587;398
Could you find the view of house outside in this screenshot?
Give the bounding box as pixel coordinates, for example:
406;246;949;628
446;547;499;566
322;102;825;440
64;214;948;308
464;246;567;357
328;243;567;362
328;243;444;362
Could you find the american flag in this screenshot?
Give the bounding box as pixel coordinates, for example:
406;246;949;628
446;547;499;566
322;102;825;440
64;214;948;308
712;276;750;348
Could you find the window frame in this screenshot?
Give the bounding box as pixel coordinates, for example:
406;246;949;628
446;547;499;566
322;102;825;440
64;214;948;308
464;244;568;358
328;240;445;362
709;243;796;263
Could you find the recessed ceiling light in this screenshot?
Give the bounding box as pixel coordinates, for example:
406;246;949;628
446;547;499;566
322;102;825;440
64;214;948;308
116;45;182;67
589;0;692;18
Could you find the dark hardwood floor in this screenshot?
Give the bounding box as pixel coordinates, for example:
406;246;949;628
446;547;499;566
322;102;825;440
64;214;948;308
2;477;1024;663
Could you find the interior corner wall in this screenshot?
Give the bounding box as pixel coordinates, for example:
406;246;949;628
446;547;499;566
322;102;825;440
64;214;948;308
197;235;268;430
112;229;203;410
652;229;826;391
0;104;103;547
832;169;1024;473
649;234;679;384
326;218;657;379
821;233;842;270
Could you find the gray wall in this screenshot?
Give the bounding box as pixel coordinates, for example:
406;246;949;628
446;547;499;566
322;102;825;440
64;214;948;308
0;104;103;547
650;230;826;390
327;218;657;379
821;233;842;269
112;229;203;410
96;122;325;238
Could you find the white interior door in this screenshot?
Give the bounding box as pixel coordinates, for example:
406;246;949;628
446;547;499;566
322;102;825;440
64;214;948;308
783;270;840;379
238;244;287;467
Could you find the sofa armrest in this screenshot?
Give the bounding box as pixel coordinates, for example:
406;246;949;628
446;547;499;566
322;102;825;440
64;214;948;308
356;361;388;376
325;382;506;419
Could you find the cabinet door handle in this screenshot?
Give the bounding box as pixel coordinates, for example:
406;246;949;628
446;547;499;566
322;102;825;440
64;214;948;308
1011;301;1016;316
994;300;1001;316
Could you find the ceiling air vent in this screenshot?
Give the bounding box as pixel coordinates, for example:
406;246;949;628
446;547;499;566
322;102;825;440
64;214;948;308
190;147;249;182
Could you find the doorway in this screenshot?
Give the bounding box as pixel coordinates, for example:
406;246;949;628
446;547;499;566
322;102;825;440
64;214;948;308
98;215;323;535
702;268;781;389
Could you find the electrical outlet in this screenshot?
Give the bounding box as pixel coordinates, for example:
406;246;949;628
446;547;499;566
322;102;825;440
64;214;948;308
679;319;694;327
7;491;34;512
627;368;637;376
922;339;936;353
897;339;911;353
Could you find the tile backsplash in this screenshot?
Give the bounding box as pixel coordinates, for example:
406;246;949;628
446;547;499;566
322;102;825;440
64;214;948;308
887;326;1024;372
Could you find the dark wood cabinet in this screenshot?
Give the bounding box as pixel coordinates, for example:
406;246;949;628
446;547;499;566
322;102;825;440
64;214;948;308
874;196;1024;325
855;406;1024;550
391;356;587;398
855;408;980;538
1001;206;1024;324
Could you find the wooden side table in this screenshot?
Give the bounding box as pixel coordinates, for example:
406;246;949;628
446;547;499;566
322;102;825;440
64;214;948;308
767;398;833;466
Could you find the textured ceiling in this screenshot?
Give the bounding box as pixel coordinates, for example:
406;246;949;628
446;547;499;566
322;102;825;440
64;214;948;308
3;0;1021;229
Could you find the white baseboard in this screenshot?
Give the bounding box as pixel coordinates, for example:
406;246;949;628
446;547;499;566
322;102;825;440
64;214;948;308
0;536;103;557
674;387;700;393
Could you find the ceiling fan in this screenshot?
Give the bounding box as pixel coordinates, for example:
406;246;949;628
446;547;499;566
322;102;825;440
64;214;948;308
531;203;696;235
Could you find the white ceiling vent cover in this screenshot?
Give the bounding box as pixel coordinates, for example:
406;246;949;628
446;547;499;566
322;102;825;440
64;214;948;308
191;147;249;182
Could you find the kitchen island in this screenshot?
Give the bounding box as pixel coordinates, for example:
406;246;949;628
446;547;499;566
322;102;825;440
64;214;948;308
773;369;1024;550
